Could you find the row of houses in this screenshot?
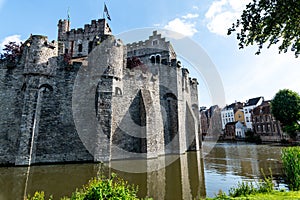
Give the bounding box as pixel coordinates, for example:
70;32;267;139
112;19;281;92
200;97;287;142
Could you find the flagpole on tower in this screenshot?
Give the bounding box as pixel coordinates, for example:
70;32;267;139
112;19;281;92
103;2;111;21
103;2;105;19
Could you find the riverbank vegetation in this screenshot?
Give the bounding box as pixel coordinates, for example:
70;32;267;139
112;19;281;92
208;146;300;199
207;176;300;200
26;173;152;200
282;146;300;191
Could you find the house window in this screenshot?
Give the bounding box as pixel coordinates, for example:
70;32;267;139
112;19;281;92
245;109;248;114
246;117;249;122
267;124;271;132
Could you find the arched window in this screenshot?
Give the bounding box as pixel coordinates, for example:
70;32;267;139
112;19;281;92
150;55;155;64
156;55;161;64
39;84;53;92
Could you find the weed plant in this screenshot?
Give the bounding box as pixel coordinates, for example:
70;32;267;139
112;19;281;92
282;146;300;190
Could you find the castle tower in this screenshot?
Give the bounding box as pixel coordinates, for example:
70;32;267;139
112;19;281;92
86;35;125;161
57;18;112;57
57;19;70;54
16;35;57;165
58;19;70;41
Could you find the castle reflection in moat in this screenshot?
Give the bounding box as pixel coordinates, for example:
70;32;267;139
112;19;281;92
0;151;206;200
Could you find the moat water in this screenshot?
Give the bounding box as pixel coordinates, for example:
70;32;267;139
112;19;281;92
0;142;286;200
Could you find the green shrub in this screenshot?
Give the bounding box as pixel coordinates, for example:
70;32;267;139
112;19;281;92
26;191;52;200
228;169;274;198
229;181;257;197
65;173;140;200
28;173;147;200
256;168;274;193
282;146;300;190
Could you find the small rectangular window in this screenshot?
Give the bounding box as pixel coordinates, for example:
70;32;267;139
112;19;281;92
152;40;158;45
78;44;83;52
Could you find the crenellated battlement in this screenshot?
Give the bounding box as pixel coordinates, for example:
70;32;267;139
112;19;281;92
127;31;171;52
57;18;112;58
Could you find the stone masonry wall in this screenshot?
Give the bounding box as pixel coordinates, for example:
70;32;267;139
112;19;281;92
0;27;201;166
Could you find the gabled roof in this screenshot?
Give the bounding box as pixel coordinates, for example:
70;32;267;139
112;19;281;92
245;97;263;107
225;121;238;126
223;102;243;112
252;100;271;115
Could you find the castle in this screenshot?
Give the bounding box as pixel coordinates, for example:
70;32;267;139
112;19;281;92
0;18;201;166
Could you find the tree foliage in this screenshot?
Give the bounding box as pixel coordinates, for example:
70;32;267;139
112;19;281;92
228;0;300;57
0;41;23;63
271;89;300;138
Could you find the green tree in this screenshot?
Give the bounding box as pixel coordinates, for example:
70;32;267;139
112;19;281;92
0;41;23;63
228;0;300;57
271;89;300;138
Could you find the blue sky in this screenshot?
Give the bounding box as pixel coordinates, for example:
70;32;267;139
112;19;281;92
1;0;299;108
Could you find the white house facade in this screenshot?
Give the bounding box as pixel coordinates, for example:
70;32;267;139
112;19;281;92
221;107;235;129
243;97;264;130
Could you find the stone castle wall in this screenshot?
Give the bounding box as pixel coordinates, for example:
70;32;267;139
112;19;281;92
0;19;201;166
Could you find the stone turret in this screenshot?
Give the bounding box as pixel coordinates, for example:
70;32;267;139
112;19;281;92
24;35;58;76
57;19;70;41
57;18;112;57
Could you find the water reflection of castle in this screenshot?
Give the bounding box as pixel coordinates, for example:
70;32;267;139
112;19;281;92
0;152;206;200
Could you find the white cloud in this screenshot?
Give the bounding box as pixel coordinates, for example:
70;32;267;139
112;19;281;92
0;35;22;53
205;0;227;19
164;12;199;37
206;11;238;36
164;18;198;37
192;5;199;10
182;13;199;19
205;0;251;36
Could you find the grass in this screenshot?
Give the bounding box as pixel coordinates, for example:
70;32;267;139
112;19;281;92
206;168;300;200
206;190;300;200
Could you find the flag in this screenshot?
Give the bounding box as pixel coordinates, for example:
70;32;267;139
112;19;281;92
104;3;111;21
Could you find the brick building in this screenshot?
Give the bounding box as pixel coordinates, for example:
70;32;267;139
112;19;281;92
251;101;284;142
